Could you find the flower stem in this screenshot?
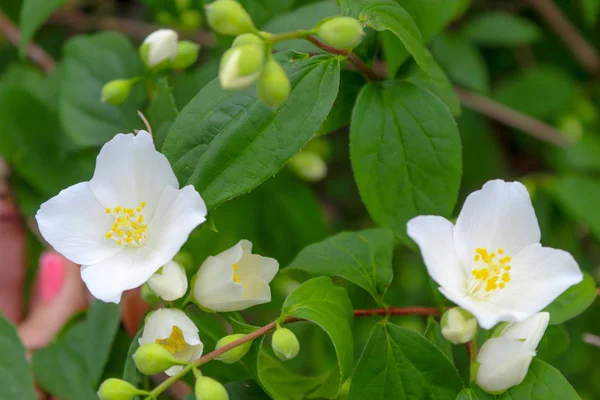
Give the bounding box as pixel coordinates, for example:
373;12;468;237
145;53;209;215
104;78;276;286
267;29;315;44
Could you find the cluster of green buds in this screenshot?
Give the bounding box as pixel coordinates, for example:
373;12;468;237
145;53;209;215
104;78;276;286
101;28;200;106
156;0;203;31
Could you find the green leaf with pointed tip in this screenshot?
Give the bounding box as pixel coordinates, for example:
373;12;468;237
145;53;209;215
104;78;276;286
456;388;494;400
147;77;178;151
122;329;143;388
463;11;542;46
0;312;37;400
162;52;340;209
543;272;596;325
287;228;394;303
349;322;463;400
18;0;65;56
86;300;122;387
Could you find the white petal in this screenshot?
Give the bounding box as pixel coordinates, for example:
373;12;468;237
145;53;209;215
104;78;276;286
237;254;279;282
407;216;467;293
36;182;122;265
146;185;207;256
89;131;179;219
501;312;549;350
454;180;540;269
477;337;535;393
194;255;245;309
81;246;171;303
145;29;178;66
487;244;582;319
213;240;247;265
148;260;188;301
204;277;271;312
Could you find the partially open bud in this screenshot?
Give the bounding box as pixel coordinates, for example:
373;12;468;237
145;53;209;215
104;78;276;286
97;378;144;400
440;307;478;345
219;44;264;89
195;376;230;400
256;58;290;110
205;0;256;36
476;338;535;394
317;17;365;50
272;328;300;361
215;334;253;363
288;152;327;182
140;29;179;68
147;260;188;301
101;79;135;106
133;343;181;375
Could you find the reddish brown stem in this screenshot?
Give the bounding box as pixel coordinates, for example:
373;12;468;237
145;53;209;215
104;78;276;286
354;307;440;317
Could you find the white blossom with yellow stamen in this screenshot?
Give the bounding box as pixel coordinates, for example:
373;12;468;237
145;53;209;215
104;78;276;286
193;240;279;312
35;131;207;303
407;180;582;329
139;308;203;376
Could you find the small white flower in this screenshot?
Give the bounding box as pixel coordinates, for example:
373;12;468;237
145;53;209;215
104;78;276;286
407;180;582;329
193;240;278;312
139;308;203;376
36;131;207;303
441;307;478;345
142;29;179;67
148;260;188;301
476;312;549;393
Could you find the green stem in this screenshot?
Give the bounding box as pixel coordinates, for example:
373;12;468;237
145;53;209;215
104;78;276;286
266;29;316;44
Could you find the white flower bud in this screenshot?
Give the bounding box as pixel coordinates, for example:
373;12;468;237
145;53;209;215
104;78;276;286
317;17;365;50
140;29;179;68
476;338;535;394
499;311;549;350
272;328;300;361
219;44;264;90
440;307;478;345
195;376;229;400
147;260;188;301
288;152;327;182
205;0;256;36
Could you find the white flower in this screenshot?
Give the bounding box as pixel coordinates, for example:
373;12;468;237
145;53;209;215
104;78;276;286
476;312;549;393
193;240;278;312
148;260;188;301
407;180;582;329
36;131;207;303
139;308;203;376
441;307;478;345
142;29;179;67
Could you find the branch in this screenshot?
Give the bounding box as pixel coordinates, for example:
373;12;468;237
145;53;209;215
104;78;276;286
526;0;600;76
354;307;440;317
0;11;56;73
454;86;571;148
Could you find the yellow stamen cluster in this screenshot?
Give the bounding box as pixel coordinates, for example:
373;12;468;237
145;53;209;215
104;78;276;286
155;326;187;354
105;202;148;246
468;248;512;299
232;263;241;283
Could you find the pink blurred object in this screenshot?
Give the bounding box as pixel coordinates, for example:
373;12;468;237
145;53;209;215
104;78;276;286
40;252;65;303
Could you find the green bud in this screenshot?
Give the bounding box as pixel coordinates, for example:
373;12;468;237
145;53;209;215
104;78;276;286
97;378;143;400
271;328;300;361
101;79;134;106
303;137;331;160
133;343;180;375
180;10;203;30
215;334;253;363
172;41;201;69
140;282;160;305
156;11;175;26
219;44;264;89
195;376;230;400
317;17;365;50
256;58;290;110
288;152;327;182
176;0;192;12
232;33;263;47
205;0;256;36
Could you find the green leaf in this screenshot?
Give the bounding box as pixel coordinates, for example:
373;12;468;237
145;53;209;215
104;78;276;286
553;175;600;241
424;317;453;363
349;322;463;400
0;312;37;400
0;64;59;110
147;77;178;151
86;301;122;386
287;228;394;303
463;11;542;46
18;0;65;56
582;0;600;26
122;329;143;388
350;81;461;243
60;32;146;148
359;1;433;74
162;52;340;209
543;272;596;325
537;325;570;362
456;388;494;400
225;380;270;399
317;70;364;135
280;277;354;398
171;60;219;109
431;33;489;94
497;359;580;400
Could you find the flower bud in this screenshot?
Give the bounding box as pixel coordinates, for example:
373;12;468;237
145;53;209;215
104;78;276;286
101;79;134;106
232;33;263;47
97;378;142;400
140;29;179;68
176;0;192;12
476;338;535;394
288;152;327;182
440;307;478;345
256;58;290;110
172;41;201;70
133;343;181;375
215;334;253;363
147;260;188;301
219;44;264;90
180;10;203;30
317;17;365;50
205;0;256;36
272;328;300;361
195;376;230;400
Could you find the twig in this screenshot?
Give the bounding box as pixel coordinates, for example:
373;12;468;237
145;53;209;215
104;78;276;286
0;11;55;73
49;10;215;47
583;333;600;348
137;111;153;136
454;86;571;148
354;307;440;317
526;0;600;76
